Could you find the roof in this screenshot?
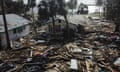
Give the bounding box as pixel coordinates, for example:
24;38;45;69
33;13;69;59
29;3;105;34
0;14;30;32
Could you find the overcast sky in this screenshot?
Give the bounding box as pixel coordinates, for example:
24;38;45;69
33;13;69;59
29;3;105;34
67;0;96;5
23;0;96;5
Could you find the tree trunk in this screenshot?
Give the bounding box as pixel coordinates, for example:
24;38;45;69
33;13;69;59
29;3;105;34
1;0;11;50
32;7;37;37
64;15;69;40
52;16;56;39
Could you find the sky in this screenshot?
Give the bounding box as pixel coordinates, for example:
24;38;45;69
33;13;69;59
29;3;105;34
23;0;41;5
24;0;99;13
67;0;96;5
23;0;96;5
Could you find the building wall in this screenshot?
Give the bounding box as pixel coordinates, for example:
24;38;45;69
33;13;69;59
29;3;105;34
47;20;77;33
1;32;6;48
10;25;30;40
1;25;30;48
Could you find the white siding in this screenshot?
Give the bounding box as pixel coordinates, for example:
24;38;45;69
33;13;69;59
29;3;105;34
21;25;30;36
11;25;30;40
1;25;30;48
1;32;7;48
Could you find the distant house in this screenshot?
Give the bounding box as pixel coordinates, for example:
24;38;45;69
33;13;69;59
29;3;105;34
43;15;88;33
56;15;88;28
46;18;77;34
0;14;31;48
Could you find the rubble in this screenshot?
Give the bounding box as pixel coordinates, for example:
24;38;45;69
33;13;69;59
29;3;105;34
85;20;116;33
70;59;78;71
0;31;120;72
0;0;120;71
114;58;120;66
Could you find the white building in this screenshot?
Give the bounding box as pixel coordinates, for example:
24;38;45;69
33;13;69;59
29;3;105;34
0;14;31;48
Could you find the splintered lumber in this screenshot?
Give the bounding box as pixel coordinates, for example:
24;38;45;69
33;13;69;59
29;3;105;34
98;61;117;72
72;48;82;53
85;21;116;32
85;59;93;72
6;64;24;72
70;59;78;70
94;64;99;72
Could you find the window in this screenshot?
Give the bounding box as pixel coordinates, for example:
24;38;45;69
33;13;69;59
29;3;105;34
23;26;26;30
13;29;17;34
13;26;26;34
58;20;62;23
17;27;23;33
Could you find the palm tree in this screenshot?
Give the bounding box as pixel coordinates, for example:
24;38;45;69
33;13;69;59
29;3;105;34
38;0;49;20
67;0;77;14
27;0;37;37
38;0;57;39
57;0;70;39
96;0;103;17
49;0;57;39
1;0;11;50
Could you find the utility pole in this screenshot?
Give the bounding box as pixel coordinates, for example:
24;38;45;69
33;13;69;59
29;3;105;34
1;0;11;50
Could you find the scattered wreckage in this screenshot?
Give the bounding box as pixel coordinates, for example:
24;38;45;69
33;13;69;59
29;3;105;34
0;15;119;72
0;31;120;72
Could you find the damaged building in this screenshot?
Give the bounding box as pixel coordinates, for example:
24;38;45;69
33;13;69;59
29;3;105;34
0;0;120;72
0;14;30;48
